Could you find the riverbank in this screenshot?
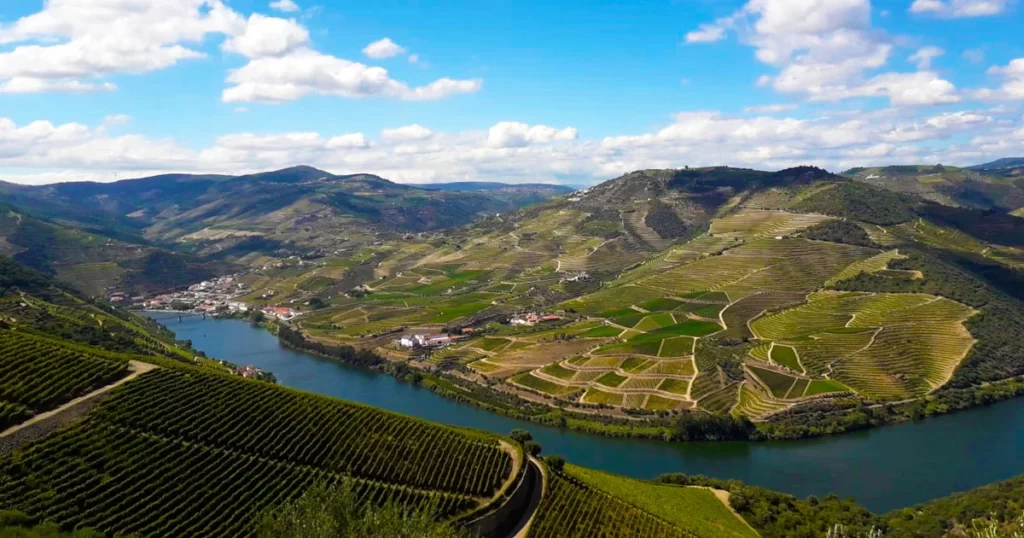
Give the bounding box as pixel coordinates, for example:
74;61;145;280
275;319;1024;446
143;313;1024;513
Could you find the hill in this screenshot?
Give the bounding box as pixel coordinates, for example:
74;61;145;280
228;165;1024;441
0;167;572;243
2;255;1024;537
967;157;1024;171
843;165;1024;211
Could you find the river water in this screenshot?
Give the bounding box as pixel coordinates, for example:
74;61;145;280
146;313;1024;514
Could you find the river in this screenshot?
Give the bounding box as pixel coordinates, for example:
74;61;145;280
145;313;1024;514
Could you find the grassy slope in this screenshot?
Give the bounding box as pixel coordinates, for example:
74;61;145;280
566;464;760;538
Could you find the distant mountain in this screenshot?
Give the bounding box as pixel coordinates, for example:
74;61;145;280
425;181;575;193
0;167;570;241
967;157;1024;171
0;167;574;293
843;165;1024;211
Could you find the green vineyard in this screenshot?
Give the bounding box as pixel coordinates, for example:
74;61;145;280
0;422;477;537
0;367;520;537
0;330;129;422
528;471;695;538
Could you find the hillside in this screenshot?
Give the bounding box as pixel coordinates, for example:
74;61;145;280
967;157;1024;171
0;166;571;243
222;165;1024;441
2;253;1024;537
843;165;1024;211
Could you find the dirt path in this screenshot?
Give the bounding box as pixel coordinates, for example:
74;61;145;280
692;486;761;536
0;361;156;443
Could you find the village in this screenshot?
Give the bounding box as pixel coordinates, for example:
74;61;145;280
131;275;301;321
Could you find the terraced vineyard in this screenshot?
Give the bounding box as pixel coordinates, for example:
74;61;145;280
0;330;129;428
0;368;521;537
750;292;975;400
528;471;695;538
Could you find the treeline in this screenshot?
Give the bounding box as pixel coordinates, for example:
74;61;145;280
799;219;880;248
655;472;1024;538
276;325;385;369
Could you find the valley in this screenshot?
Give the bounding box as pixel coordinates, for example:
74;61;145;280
2;161;1024;537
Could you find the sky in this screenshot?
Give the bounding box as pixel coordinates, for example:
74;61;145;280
0;0;1023;186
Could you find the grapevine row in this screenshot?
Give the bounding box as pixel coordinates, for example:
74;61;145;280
91;369;512;497
528;472;694;538
0;330;128;414
0;421;477;538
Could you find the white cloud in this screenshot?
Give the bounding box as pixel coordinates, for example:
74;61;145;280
269;0;300;13
362;38;406;59
910;0;1009;17
742;104;798;113
685;23;729;44
0;1;476;104
381;124;433;141
969;58;1024;101
909;46;944;70
486;122;578;148
4;105;1020;186
408;54;420;64
222;14;309;58
222;49;482;103
0;78;116;94
686;0;960;107
0;0;245;93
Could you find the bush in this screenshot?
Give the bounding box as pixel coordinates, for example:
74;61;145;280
545;455;565;473
523;440;542;457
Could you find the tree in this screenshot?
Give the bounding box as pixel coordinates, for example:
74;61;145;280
545;455;565;473
524;440;542;457
509;429;532;444
257;481;473;538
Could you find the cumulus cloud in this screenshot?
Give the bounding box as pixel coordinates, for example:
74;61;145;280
969;58;1024;101
222;14;309;58
486;122;578;148
222;49;481;103
910;0;1009;17
0;1;478;104
3;105;1021;186
381;124;433;141
0;0;245;93
269;0;300;13
362;38;406;59
685;0;961;106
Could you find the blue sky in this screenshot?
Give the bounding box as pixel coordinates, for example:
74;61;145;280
1;0;1023;185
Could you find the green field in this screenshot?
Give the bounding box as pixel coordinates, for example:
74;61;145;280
564;465;759;538
747;365;798;399
596;371;628;387
769;345;802;372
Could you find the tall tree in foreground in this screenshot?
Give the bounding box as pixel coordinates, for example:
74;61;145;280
256;481;475;538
